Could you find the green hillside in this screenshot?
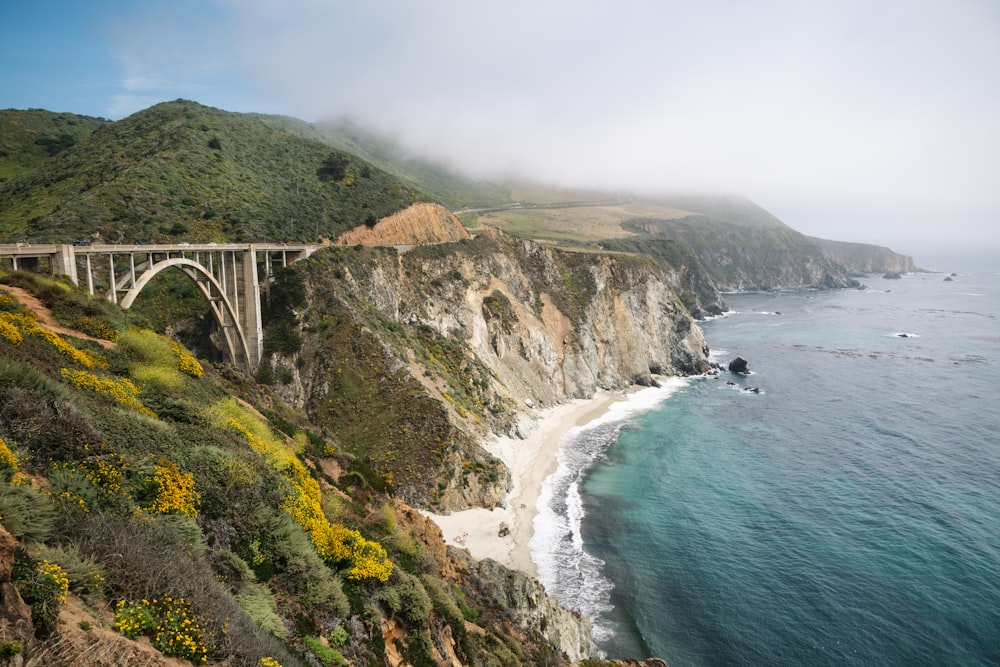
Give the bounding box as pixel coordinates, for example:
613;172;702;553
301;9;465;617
255;115;512;210
0;101;428;244
0;269;559;666
0;109;109;182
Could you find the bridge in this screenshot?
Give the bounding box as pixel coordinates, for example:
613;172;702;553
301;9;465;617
0;242;319;373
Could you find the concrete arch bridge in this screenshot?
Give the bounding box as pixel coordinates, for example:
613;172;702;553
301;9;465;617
0;242;319;372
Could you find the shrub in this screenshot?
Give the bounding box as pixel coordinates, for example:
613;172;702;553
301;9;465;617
71;316;119;341
0;641;22;658
132;362;184;389
375;570;431;626
60;367;156;417
114;596;211;663
0;478;55;545
116;328;171;364
16;557;69;637
0;385;100;465
302;635;347;667
0;436;20;480
39;543;106;601
145;461;200;518
67;513;298;666
206;398;391;582
235;582;287;639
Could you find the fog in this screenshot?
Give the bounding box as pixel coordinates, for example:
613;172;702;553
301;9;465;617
95;1;1000;251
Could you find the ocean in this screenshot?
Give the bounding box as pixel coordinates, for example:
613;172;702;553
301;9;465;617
531;260;1000;666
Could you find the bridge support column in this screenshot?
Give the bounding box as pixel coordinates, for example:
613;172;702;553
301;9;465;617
240;245;264;372
52;245;78;284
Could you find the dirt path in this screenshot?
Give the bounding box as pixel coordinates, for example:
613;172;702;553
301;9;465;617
0;284;116;349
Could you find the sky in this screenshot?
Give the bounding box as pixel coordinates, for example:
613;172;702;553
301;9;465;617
2;0;999;256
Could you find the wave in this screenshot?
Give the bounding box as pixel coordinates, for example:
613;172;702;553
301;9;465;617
530;379;688;644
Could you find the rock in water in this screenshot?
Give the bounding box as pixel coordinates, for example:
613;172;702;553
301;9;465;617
728;357;749;374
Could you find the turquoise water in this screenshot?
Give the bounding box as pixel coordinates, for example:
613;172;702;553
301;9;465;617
534;265;1000;666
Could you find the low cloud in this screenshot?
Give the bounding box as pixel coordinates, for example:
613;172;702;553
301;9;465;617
108;0;1000;249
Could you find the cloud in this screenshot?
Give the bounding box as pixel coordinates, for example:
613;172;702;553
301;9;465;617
107;0;1000;249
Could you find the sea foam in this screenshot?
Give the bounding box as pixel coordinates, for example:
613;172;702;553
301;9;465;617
530;379;688;643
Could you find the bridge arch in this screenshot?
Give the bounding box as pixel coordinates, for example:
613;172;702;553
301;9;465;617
0;242;318;373
118;257;253;371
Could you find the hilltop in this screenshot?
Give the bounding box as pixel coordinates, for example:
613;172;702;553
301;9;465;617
0;101;428;244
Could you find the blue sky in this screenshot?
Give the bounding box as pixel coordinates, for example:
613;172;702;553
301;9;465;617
2;1;999;254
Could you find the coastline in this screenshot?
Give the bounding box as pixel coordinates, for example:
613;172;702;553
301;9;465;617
422;384;668;578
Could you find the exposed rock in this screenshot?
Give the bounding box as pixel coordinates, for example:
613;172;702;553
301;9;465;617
882;272;903;280
287;226;711;511
464;552;598;662
728;357;749;374
813;238;918;274
336;202;470;246
0;527;32;648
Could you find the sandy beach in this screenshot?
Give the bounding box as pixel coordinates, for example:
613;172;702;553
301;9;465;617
422;388;629;577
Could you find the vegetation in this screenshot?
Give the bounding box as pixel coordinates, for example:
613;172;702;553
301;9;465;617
256;115;513;210
0;101;429;244
0;264;564;664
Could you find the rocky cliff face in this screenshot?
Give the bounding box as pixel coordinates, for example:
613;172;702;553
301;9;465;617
460;553;598;662
811;237;919;273
263;224;709;514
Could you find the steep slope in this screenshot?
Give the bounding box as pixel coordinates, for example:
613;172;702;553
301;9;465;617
0;101;428;244
255;115;513;210
0;269;602;665
620;217;863;291
811;237;918;273
336;202;471;246
0;109;110;182
256;226;710;513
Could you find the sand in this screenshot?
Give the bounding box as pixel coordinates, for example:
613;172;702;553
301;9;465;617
421;389;628;577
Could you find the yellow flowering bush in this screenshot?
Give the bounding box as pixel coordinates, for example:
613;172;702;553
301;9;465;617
35;561;69;606
71;316;119;342
0;437;19;478
0;315;22;345
147;462;200;518
258;658;284;667
114;599;156;638
19;559;70;636
50;454;131;514
171;340;203;378
207;398;392;582
60;368;156;418
114;597;211;663
0;310;106;367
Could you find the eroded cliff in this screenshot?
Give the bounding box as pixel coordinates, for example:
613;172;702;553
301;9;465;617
260;225;709;514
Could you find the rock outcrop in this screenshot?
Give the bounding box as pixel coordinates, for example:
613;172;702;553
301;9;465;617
336;202;471;246
460;552;598;662
812;237;918;274
0;527;33;649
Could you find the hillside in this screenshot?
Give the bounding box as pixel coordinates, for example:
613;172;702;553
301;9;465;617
467;194;916;290
0;109;110;183
0;101;428;244
0;264;633;665
254;115;513;211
